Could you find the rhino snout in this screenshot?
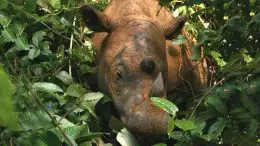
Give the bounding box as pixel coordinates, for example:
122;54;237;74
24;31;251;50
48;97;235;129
121;101;168;135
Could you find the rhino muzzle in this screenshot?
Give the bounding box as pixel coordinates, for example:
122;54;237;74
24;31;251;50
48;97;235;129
121;101;168;135
116;72;168;135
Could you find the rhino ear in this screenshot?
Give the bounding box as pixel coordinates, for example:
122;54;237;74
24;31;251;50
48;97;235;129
80;5;112;32
165;15;188;39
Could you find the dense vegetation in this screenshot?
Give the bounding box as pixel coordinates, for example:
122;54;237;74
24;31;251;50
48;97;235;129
0;0;259;145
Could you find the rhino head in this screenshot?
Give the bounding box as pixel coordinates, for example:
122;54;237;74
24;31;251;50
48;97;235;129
80;2;187;135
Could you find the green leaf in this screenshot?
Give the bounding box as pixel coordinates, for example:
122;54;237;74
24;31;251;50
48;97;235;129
16;137;33;146
1;28;16;42
82;92;104;101
41;131;61;146
66;84;85;98
32;31;44;47
191;119;206;134
169;131;191;142
247;119;258;136
172;35;186;45
25;0;37;11
31;82;63;93
167;117;175;136
207;95;227;114
0;68;19;130
52;115;75;128
50;0;61;9
116;128;140;146
80;92;102;119
208;118;226;139
210;51;227;67
0;14;11;28
56;71;73;85
151;97;179;117
240;93;258;116
28;47;41;59
0;0;8;9
19;110;52;130
16;35;29;50
175;119;195;131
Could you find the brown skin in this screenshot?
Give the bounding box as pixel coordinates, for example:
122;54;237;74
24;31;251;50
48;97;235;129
81;0;208;135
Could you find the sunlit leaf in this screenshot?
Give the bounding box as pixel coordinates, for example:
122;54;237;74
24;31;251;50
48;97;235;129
50;0;61;9
32;31;44;47
56;71;73;85
175;119;195;131
28;47;41;59
0;68;18;130
31;82;63;93
151;97;179;117
82;92;104;101
66;84;85;98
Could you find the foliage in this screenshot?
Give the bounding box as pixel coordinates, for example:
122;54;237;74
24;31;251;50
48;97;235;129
0;0;259;146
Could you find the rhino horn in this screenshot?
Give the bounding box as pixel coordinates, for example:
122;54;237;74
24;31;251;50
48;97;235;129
150;72;165;97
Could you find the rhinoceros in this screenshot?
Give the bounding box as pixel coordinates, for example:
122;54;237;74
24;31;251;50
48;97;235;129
80;0;208;135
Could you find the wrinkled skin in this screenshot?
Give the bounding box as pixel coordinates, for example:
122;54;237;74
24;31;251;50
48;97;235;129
81;0;208;135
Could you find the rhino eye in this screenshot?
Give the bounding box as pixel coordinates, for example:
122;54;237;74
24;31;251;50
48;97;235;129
140;58;155;74
115;72;122;80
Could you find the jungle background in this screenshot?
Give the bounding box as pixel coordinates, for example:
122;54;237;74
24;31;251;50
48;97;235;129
0;0;259;145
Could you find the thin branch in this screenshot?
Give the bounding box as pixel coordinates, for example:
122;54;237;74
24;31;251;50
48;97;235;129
69;16;77;76
189;78;225;119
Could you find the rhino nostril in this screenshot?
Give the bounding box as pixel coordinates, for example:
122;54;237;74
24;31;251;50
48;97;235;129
140;58;155;74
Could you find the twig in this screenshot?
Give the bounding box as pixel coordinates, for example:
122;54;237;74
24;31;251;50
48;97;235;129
69;16;76;76
189;78;225;119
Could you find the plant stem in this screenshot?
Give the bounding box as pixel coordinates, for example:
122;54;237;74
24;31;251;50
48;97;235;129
189;78;225;119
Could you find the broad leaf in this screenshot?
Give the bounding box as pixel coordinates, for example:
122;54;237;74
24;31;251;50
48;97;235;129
50;0;61;9
151;97;179;117
82;92;104;101
174;119;195;131
208;118;226;139
19;110;52;131
0;68;18;130
66;84;85;98
41;131;61;146
207;95;227;114
56;71;73;85
32;31;44;47
31;82;63;93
